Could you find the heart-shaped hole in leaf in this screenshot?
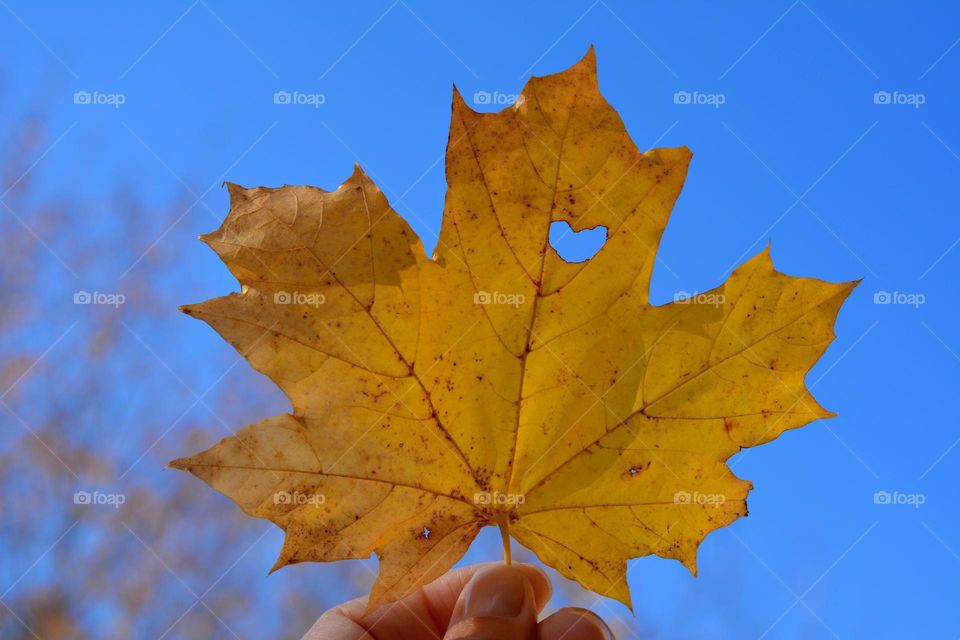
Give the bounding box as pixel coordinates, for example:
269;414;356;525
548;220;608;263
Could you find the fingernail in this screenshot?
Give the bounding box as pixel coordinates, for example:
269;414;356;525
463;566;528;618
565;608;615;639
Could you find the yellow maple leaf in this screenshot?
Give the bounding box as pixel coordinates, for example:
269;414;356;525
171;48;857;609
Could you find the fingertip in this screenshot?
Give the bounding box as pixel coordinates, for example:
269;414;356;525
302;607;375;640
438;562;550;614
538;607;614;640
444;565;539;639
513;563;551;612
462;565;531;618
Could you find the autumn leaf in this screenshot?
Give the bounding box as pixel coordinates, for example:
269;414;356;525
170;47;857;609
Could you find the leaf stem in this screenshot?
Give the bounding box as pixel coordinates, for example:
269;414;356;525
495;513;512;565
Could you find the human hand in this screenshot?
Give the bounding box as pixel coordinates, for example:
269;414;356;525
303;563;614;639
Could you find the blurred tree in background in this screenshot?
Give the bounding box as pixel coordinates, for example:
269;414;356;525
0;105;383;639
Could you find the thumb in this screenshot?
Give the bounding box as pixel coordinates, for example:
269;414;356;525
443;565;537;640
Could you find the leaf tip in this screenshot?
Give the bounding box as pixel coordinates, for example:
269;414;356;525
536;44;599;89
610;581;634;611
223;181;254;212
581;43;597;67
347;161;368;183
224;181;248;200
167;457;190;470
680;551;699;578
450;83;475;116
267;558;286;576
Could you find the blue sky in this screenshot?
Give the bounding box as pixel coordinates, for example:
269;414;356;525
2;2;959;638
